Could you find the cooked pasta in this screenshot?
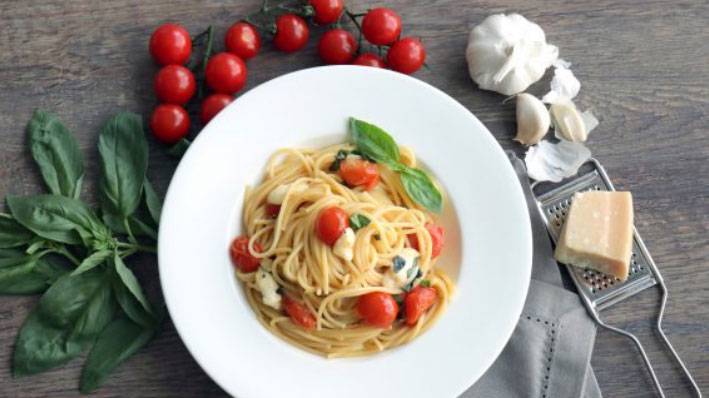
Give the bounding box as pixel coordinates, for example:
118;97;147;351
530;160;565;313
232;143;454;358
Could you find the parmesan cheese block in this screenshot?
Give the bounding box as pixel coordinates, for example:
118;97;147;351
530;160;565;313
554;191;634;281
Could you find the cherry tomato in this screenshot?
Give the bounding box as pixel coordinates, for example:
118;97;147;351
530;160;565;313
154;65;196;105
225;22;261;60
315;206;349;246
357;292;398;328
318;29;357;64
404;285;437;326
309;0;344;25
266;203;281;218
283;296;316;330
273;14;309;52
407;223;445;259
200;93;233;124
339;157;379;190
149;104;190;144
387;37;426;74
205;52;247;94
149;23;192;65
361;8;402;46
352;53;385;68
229;236;262;273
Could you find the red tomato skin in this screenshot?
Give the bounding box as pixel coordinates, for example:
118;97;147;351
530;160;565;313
357;292;399;328
149;104;190;144
149;23;192;65
361;8;402;46
386;37;426;74
154;65;196;105
309;0;345;25
273;14;310;52
225;22;261;60
265;203;281;218
404;286;438;326
318;29;358;65
229;236;262;273
200;93;233;124
315;207;349;246
283;296;316;330
408;223;445;259
339;158;379;191
352;53;386;68
205;52;247;94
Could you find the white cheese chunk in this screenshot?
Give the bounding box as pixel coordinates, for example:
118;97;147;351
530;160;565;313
389;248;420;287
267;182;307;205
333;227;355;262
255;268;281;310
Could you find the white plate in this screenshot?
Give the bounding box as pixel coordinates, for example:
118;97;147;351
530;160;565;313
159;66;532;398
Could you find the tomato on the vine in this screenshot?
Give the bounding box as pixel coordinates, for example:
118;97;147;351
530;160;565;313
387;37;426;74
273;14;309;52
149;23;192;65
361;8;401;46
153;65;196;105
205;52;247;94
318;29;357;64
352;53;385;68
200;93;233;124
149;104;190;144
309;0;344;25
225;22;261;60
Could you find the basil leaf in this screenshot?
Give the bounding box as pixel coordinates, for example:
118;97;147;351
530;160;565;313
113;275;156;328
102;212;157;240
143;178;162;225
329;149;349;172
71;250;112;276
349;118;400;165
418;279;431;288
167;138;190;158
349;214;370;232
399;167;443;213
0;213;34;248
7;195;110;246
0;255;52;294
26;110;85;199
80;317;156;394
113;253;153;315
98;112;148;218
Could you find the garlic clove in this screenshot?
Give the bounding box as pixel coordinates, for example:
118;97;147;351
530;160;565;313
514;93;551;146
550;100;587;142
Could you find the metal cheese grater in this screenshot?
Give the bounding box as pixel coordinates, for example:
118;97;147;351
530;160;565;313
531;158;702;398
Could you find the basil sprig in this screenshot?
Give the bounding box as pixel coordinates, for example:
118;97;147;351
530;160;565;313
349;213;371;231
349;118;443;213
2;110;163;393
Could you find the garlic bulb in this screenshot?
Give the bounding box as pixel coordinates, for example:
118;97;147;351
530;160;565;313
550;100;587;142
466;14;559;95
514;94;550;146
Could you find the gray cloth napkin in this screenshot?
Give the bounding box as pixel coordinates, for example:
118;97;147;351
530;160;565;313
461;153;602;398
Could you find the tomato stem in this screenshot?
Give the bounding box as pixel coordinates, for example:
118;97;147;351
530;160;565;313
198;25;215;99
344;9;363;50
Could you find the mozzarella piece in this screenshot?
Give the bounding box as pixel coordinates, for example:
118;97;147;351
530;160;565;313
554;191;633;281
333;227;355;261
390;248;420;286
255;268;281;310
267;182;307;205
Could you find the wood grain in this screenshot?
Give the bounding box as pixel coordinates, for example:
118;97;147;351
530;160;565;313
0;0;707;396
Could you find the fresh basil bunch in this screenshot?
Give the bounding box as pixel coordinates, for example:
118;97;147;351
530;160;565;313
2;110;162;393
349;118;443;213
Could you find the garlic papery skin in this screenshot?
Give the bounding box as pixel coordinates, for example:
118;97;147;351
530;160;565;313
514;93;551;146
466;13;558;96
550;100;588;142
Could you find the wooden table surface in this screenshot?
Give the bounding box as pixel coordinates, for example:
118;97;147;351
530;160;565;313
0;0;707;397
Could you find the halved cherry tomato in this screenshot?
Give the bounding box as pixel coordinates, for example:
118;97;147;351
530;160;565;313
404;285;437;326
149;104;190;144
315;206;349;246
266;203;281;218
357;292;398;328
318;29;357;64
361;7;402;46
200;93;233;124
387;37;426;74
407;223;445;258
154;65;196;105
205;52;247;94
352;53;385;68
225;22;261;60
283;296;316;330
273;14;309;52
149;23;192;65
309;0;344;25
229;236;262;273
339;157;379;190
